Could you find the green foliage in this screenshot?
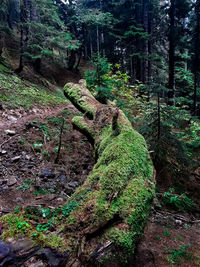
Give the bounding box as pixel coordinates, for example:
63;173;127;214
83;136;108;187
125;24;150;39
23;0;80;67
158;188;194;211
163;230;170;237
61;201;78;217
16;180;31;192
0;72;66;109
166;245;193;265
138;99;190;164
17;222;31;231
85;55;131;104
85;54;112;103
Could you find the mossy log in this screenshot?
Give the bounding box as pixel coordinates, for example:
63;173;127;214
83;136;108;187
0;80;155;266
63;80;155;265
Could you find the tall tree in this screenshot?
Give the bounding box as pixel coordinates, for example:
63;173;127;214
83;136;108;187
192;0;200;115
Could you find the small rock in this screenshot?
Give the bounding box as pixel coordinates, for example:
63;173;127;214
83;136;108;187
0;150;7;155
29;261;45;267
68;181;79;189
175;220;183;226
7;176;17;186
4;130;16;136
0;180;7;186
26;121;40;130
36;248;69;267
39;169;55;179
11;156;21;162
0;185;8;191
56;198;64;202
56;175;67;184
27;163;34;169
0;240;10;260
7;115;17;122
25;155;31;161
64;186;74;196
48;195;57;201
4;162;12;168
14;197;24;204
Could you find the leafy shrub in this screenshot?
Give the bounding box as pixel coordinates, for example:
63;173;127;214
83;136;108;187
158;188;194;211
166;245;192;265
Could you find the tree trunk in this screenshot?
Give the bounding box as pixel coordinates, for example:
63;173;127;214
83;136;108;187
193;0;200;116
143;0;149;84
15;23;24;73
96;25;100;53
168;0;176;104
63;80;155;265
68;50;76;70
135;0;143;81
89;31;93;57
148;0;153;99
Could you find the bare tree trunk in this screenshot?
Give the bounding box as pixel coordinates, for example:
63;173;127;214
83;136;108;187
143;0;149;84
157;92;161;141
83;24;88;59
15;23;24;73
89;31;93;57
168;0;176;104
193;0;200;116
147;0;153;99
96;25;100;53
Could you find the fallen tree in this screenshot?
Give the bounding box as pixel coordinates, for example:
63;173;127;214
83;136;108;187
63;80;155;265
0;80;155;266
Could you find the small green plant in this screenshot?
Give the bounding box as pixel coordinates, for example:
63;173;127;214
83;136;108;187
174;236;183;241
33;142;43;152
166;245;193;265
156;235;162;240
16;180;31;192
18;138;25;144
32;232;38;238
41;208;52;219
34;188;48;196
17;222;31;231
36;223;50;232
14;206;20;214
61;201;78;217
42;150;51;160
163;230;170;237
48;116;63;125
158;188;194;211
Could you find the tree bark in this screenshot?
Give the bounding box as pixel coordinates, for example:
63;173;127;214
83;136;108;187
143;0;149;84
193;0;200;116
15;23;25;73
168;0;176;104
62;80;155;265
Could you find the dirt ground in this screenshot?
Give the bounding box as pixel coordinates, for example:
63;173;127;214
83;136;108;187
0;103;94;213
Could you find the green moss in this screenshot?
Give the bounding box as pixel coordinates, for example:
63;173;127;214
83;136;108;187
64;83;96;117
1;213;67;251
72;116;95;140
0;72;67;109
65;118;154;261
62;83;154;261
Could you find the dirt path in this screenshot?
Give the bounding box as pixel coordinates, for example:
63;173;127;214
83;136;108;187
0;104;68;139
0;103;94;213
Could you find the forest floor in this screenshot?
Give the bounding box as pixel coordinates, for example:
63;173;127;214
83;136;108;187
0;70;200;266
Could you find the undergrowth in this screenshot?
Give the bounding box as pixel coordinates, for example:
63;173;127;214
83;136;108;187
0;72;67;109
